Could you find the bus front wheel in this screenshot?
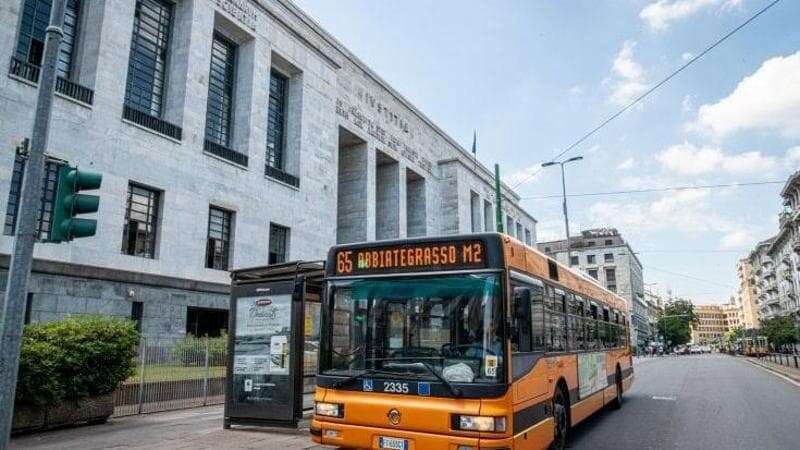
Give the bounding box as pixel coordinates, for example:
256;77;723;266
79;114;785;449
550;388;568;450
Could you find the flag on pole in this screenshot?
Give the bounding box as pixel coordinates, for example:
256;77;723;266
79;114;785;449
471;130;477;158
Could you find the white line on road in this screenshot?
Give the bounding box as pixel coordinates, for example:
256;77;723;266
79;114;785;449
746;360;800;388
651;396;676;401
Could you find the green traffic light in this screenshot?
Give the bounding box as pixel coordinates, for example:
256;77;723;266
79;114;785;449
50;165;102;243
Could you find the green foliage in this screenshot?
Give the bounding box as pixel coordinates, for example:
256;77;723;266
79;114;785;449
760;316;799;349
656;299;696;349
173;332;228;366
725;326;744;344
16;316;139;406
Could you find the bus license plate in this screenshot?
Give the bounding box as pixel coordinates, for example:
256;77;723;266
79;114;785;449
379;437;408;450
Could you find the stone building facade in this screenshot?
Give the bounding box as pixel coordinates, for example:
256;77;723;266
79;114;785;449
746;170;800;324
537;228;645;346
0;0;536;338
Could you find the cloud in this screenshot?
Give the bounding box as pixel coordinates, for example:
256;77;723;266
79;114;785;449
569;85;584;96
693;51;800;138
655;142;776;176
786;146;800;166
588;188;752;249
681;52;694;62
505;163;543;186
608;41;648;107
719;230;754;250
640;0;742;32
681;94;695;113
617;157;635;170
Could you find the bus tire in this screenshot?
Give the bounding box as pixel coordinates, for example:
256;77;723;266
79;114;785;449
549;385;569;450
610;366;623;410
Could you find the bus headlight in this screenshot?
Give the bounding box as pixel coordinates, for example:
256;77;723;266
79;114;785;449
454;415;506;432
315;402;344;418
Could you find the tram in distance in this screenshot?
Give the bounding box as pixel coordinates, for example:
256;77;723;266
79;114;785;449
311;233;634;450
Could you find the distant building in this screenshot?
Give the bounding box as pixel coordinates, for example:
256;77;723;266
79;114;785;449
734;259;760;329
691;303;739;346
538;228;646;346
644;290;663;343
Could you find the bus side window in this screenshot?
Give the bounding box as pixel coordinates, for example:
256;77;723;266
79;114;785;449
530;284;546;351
512;287;532;352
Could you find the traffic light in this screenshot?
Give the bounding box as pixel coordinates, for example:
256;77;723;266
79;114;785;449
50;165;102;242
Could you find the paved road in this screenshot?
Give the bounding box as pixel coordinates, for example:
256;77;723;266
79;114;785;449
11;355;799;449
569;354;800;450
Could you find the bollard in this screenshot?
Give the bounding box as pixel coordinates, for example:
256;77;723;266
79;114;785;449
794;355;798;369
202;338;210;406
137;338;147;414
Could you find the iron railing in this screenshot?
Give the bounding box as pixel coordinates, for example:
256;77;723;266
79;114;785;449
123;105;183;141
264;164;300;188
204;139;248;166
761;352;800;370
9;57;94;105
113;336;227;417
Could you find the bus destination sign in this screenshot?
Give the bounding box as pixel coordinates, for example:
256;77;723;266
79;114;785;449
335;241;486;275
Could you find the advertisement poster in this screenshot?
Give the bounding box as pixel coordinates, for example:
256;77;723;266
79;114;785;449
578;352;608;399
233;294;292;376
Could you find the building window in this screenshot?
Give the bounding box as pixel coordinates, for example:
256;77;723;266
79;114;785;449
525;229;532;246
605;239;612;245
606;268;616;291
4;154;61;239
205;206;233;270
516;222;523;240
205;32;236;148
186;306;228;337
124;0;173;117
587;254;596;265
588;269;598;279
605;253;614;263
569;255;578;266
268;223;289;264
587;241;595;247
14;0;81;79
608;284;617;292
506;215;514;236
131;301;144;333
544;246;551;253
121;183;160;258
266;69;288;170
24;293;34;325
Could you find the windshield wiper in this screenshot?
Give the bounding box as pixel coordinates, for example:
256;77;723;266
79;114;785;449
331;368;398;388
381;361;462;398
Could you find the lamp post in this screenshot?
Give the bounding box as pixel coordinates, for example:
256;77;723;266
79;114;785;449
542;156;583;266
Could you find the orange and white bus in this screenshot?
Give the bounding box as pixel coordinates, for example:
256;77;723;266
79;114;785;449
311;233;633;450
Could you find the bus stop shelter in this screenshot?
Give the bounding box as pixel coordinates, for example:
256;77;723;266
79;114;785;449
224;261;324;428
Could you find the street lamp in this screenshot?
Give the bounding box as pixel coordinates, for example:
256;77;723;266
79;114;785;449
542;156;583;266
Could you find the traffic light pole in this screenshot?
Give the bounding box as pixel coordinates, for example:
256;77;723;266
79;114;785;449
0;1;66;447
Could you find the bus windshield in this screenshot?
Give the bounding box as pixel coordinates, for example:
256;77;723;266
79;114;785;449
322;273;504;384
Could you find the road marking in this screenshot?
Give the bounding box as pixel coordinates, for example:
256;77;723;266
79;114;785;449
651;396;676;401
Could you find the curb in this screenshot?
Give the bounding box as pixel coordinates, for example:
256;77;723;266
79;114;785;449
746;358;800;387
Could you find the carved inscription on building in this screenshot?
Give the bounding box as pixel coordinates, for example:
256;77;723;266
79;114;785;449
214;0;258;31
336;98;432;174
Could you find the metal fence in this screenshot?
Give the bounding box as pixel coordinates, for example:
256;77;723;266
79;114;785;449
761;353;800;370
113;336;227;417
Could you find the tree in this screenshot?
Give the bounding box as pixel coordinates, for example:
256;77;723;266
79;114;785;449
760;316;798;351
724;326;744;345
656;299;696;349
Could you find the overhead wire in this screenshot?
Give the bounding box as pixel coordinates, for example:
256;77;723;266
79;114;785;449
509;0;784;190
521;180;784;200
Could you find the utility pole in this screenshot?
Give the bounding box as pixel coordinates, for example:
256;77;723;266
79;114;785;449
0;1;67;447
494;164;504;233
542;156;583;266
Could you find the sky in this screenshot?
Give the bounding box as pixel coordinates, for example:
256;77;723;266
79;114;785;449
292;0;800;304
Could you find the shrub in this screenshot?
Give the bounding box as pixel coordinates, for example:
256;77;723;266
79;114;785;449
16;316;139;406
173;332;228;367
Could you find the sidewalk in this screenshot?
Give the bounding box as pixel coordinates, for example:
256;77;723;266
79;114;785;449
747;357;800;384
11;406;333;450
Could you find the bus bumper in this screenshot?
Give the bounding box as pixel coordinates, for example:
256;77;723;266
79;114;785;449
311;417;528;449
